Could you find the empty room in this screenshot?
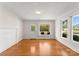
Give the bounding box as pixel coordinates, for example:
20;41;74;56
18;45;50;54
0;2;79;56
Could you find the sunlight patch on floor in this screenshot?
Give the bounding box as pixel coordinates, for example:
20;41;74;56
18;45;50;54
30;46;36;54
61;50;68;56
39;42;51;55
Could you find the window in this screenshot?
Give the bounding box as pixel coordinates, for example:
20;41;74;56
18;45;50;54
62;20;68;38
31;24;35;31
72;16;79;42
40;24;50;35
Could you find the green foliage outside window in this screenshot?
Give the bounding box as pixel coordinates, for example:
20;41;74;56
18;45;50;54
31;25;35;31
40;24;50;35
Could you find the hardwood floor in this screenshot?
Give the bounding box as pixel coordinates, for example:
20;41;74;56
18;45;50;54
0;39;79;56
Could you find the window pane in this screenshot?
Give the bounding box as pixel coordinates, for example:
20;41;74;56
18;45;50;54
40;24;50;35
31;25;35;31
72;16;79;42
40;24;49;32
62;20;68;38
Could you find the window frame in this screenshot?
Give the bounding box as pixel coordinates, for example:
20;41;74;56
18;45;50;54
39;23;51;36
61;19;68;39
71;15;79;42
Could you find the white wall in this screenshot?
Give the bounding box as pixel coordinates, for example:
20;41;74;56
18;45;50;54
55;19;61;40
0;6;22;53
55;8;79;53
23;20;55;39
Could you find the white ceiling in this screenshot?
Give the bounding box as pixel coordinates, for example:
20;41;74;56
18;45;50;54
1;2;79;20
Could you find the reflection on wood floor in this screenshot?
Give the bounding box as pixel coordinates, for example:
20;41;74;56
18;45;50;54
0;39;79;56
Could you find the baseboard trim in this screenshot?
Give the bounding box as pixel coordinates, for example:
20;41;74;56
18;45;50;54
23;38;56;40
